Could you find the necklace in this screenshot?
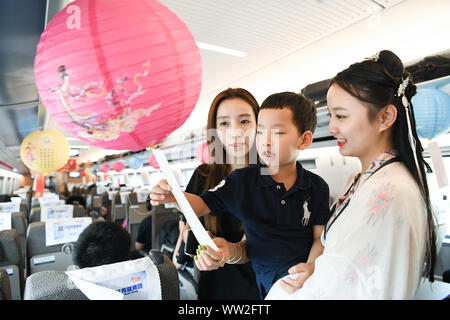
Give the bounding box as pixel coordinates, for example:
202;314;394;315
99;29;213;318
323;152;399;240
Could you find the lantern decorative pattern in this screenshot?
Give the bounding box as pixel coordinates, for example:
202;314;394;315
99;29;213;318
20;130;70;175
34;0;202;151
413;88;450;139
128;156;143;170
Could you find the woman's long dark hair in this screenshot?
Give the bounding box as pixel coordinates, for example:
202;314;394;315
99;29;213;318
195;88;259;235
330;50;436;282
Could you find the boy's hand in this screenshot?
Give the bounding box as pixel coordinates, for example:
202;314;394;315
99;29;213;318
149;179;175;206
279;262;314;294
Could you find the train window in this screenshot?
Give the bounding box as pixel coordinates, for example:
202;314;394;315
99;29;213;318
424;155;450;241
69;148;80;157
128;173;135;185
182;169;195;187
129;172;143;187
6;177;11;194
299;159;316;170
113;174;125;186
0;177;8;194
149;171;165;187
149;172;157;186
69;171;81;178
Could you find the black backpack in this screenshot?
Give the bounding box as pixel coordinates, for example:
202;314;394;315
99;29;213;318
159;220;180;256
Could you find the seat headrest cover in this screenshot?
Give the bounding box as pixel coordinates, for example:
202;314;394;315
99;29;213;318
0;269;12;300
66;257;161;300
24;270;88;300
0;230;20;265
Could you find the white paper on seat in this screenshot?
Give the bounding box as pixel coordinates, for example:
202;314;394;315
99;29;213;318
10;197;21;204
428;141;448;188
0;211;12;231
97;186;109;194
152;149;218;250
41;205;73;222
120;192;130;204
40;200;65;208
45;217;92;246
38;194;59;204
68;275;124;300
66;257;161;300
0;202;20;213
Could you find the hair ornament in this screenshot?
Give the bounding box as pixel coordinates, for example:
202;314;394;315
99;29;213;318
366;51;380;62
397;77;410;97
396;77;410;109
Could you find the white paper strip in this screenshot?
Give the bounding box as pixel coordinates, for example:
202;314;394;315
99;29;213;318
0;212;12;231
152;149;218;250
428;141;448;188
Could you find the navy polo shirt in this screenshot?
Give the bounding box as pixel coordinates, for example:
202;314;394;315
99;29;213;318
200;162;331;293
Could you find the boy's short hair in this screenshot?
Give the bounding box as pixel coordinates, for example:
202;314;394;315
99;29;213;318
260;92;317;134
73;220;131;268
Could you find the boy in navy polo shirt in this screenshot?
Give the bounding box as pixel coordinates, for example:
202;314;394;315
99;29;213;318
151;92;331;298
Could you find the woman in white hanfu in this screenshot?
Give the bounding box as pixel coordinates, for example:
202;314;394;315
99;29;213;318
266;50;437;300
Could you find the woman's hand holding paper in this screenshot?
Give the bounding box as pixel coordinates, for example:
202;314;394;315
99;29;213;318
149;179;176;206
195;236;231;271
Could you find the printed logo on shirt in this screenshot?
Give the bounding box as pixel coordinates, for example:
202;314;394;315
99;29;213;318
208;179;225;192
302;200;311;227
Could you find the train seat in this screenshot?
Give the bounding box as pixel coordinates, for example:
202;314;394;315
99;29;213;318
151;205;181;251
11;212;27;268
26;221;84;275
24;250;179;300
73;204;86;218
0;269;12;300
126;203;151;249
111;193;126;225
0;229;24;299
29;207;41;223
128;192;138;205
19;202;29;222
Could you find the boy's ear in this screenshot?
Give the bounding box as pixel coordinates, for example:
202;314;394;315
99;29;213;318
298;130;313;150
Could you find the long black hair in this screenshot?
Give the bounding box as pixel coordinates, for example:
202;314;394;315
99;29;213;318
330;50;436;282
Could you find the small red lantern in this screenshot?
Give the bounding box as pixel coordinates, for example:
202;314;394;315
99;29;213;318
195;142;209;164
113;161;125;173
99;164;110;173
148;154;160;169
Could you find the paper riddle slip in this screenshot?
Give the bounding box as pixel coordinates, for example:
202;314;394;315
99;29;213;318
152;149;218;251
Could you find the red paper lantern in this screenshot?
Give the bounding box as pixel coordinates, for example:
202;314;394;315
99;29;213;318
99;164;110;173
195;142;209;164
34;0;202;151
113;161;125;172
148;154;160;169
35;174;45;198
